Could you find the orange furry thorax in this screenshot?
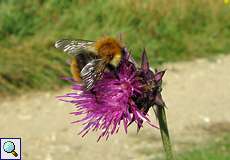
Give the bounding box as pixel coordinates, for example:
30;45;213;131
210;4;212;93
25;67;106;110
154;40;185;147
95;37;122;60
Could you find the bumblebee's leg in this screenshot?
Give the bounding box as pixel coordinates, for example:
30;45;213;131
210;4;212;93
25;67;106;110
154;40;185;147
107;64;120;80
113;68;120;80
70;57;82;82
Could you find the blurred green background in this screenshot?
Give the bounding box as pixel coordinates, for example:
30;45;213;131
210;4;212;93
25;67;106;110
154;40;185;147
1;0;230;95
0;1;230;160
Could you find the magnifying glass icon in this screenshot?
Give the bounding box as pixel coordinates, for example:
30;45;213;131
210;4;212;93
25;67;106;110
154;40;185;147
3;141;18;157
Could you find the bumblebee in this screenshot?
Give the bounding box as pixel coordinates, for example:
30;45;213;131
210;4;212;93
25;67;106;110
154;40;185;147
55;37;124;90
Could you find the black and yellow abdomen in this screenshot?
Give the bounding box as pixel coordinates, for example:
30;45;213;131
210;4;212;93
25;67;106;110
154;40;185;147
70;52;96;82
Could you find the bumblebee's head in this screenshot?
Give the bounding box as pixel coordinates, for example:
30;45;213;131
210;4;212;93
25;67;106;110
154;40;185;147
95;37;123;67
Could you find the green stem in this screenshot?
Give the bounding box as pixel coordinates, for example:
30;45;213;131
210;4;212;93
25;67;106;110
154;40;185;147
157;106;174;160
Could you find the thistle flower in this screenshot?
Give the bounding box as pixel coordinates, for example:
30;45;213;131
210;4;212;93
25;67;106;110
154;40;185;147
58;48;166;141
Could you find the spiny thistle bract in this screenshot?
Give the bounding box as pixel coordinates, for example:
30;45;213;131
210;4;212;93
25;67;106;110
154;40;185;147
58;48;166;141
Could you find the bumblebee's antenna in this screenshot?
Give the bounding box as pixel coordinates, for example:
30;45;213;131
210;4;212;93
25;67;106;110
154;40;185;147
117;32;124;43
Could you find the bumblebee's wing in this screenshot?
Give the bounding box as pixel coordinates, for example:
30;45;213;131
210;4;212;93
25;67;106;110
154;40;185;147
80;59;107;90
55;39;95;55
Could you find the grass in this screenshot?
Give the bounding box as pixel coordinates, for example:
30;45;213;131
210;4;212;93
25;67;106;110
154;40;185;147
175;134;230;160
1;0;230;95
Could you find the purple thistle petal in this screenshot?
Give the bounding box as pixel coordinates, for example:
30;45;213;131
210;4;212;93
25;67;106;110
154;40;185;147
60;77;76;82
70;111;83;115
